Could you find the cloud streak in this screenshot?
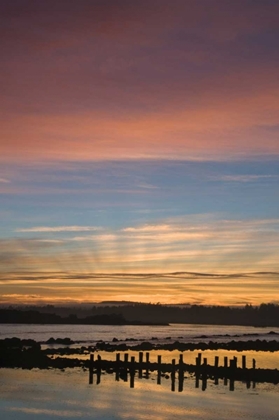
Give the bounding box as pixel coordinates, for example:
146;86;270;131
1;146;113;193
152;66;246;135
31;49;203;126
16;226;102;233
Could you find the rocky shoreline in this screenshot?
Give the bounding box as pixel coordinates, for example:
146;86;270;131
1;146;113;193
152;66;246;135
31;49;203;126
1;336;279;370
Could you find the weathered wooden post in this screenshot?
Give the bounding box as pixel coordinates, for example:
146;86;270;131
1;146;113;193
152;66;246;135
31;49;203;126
178;354;184;392
89;354;94;384
202;358;207;391
146;352;150;378
171;359;176;392
97;355;101;385
157;355;162;385
139;352;143;378
223;356;228;386
229;359;235;391
130;356;135;388
195;356;200;388
214;356;219;385
124;353;128;382
115;353;120;381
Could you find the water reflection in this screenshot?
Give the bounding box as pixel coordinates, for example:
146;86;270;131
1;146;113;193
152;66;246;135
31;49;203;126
89;351;278;393
89;363;259;393
1;368;279;420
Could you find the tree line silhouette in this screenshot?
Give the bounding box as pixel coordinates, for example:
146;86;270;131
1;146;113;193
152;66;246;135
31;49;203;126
0;303;278;326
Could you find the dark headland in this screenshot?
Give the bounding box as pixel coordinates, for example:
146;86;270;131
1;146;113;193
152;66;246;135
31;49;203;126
1;302;279;327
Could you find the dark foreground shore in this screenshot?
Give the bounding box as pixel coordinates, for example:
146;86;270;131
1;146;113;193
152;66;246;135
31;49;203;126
1;336;279;370
1;337;279;387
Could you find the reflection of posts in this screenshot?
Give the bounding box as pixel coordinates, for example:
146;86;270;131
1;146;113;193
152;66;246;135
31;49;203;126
171;359;176;392
89;354;94;384
202;358;207;391
229;358;235;391
157;355;162;385
252;358;256;389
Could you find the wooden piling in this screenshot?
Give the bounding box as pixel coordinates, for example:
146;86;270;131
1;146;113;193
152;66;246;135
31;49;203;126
87;352;264;391
214;356;219;385
115;353;120;381
195;355;200;388
130;356;135;388
178;354;184;392
157;355;162;384
146;352;150;364
202;358;207;391
89;354;94;384
96;355;101;384
145;352;150;378
171;359;176;392
138;352;143;378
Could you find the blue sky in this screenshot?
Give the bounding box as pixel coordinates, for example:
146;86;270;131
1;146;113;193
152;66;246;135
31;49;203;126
1;159;279;305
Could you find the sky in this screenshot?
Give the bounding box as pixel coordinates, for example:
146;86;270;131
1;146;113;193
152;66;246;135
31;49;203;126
1;0;279;306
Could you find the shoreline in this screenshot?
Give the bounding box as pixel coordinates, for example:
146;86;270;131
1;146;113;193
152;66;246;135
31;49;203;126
1;337;279;371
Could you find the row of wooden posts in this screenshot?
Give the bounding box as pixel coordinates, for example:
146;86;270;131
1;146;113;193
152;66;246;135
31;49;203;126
88;352;260;391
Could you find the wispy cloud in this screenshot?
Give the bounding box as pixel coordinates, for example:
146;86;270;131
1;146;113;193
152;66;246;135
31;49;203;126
211;174;278;182
16;226;102;233
1;271;279;306
123;224;171;233
0;177;10;183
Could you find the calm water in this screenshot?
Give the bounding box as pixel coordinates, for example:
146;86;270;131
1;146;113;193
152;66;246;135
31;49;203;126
0;368;278;420
1;323;278;344
1;324;279;418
